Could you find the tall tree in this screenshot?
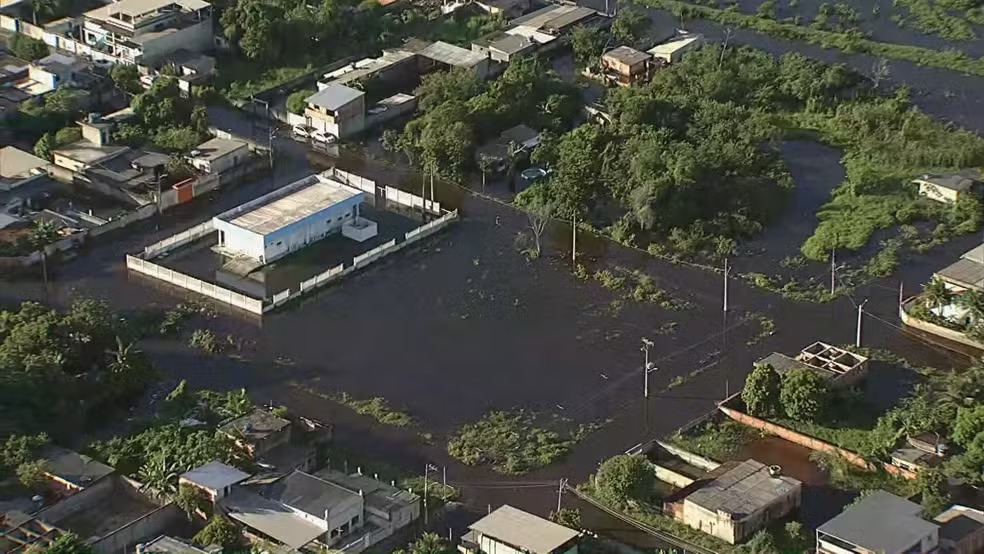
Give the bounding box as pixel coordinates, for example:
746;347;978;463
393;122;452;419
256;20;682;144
742;364;782;417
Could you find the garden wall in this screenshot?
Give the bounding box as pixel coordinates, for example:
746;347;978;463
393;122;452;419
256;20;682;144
127;255;264;315
900;299;984;351
718;405;918;480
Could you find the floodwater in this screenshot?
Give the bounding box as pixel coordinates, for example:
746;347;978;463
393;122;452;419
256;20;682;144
2;87;981;546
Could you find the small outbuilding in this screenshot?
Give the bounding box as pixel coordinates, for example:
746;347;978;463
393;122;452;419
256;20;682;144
179;461;250;501
675;459;802;545
913;173;979;203
189;137;249;175
601;46;653;85
460;505;580;554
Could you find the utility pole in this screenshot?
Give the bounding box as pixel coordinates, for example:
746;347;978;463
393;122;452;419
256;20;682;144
641;338;655;398
723;257;730;312
442;466;446;489
556;478;567;513
571;214;577;264
429;172;435;206
830;249;836;295
424;463;436;526
856;299;868;348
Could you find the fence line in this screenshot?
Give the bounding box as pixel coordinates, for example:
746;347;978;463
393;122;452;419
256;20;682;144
144;220;214;258
127;255;264;314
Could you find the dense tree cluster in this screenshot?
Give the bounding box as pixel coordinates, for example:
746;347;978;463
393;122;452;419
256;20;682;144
515;44;982;259
517;45;866;251
88;381;253;493
115;76;210;152
0;300;154;438
742;364;830;422
389;58;581;180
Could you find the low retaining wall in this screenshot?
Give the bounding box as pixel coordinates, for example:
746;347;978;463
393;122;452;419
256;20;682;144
719;405;918;480
900;299;984;351
654;440;720;472
127;255;265;315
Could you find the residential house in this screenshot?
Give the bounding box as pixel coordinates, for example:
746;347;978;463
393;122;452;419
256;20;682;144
222;469;419;552
305;84;366;139
913;174;979;204
471;33;536;63
82;0;214;64
22;53;88;96
0;511;67;553
475;124;542;168
77;148;170;206
755;341;869;388
648;33;704;65
503;4;604;52
169;51;217;95
816;490;939;554
40;447;115;493
935;505;984;554
459;504;580;554
670;459;801;545
179;460;251;502
936;245;984;295
0;146;49;191
188;137;249;175
217;408;323;474
601;46;652;86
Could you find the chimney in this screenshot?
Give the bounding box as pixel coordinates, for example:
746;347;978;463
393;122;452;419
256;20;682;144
768;465;782;478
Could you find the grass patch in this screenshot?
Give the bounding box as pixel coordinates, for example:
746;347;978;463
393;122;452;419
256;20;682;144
745;312;776;346
669;419;761;461
811;451;916;497
447;410;601;474
289;384;415;427
217;60;313;102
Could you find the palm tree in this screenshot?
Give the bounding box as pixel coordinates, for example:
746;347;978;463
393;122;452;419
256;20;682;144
138;452;180;497
923;277;953;314
959;289;984;325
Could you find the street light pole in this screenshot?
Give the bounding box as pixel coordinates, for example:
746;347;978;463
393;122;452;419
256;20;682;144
723;257;730;313
856;299;868;348
641;338;655;398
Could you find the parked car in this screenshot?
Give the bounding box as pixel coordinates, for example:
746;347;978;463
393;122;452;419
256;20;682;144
292;125;312;139
311;131;335;144
521;167;550;182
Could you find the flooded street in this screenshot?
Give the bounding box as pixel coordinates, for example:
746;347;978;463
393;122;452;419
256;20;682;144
4;38;984;540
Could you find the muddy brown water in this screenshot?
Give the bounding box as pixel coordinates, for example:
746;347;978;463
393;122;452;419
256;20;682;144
1;108;977;540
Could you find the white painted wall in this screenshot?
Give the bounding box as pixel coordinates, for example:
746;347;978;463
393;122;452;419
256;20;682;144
262;200;359;263
213;218;264;260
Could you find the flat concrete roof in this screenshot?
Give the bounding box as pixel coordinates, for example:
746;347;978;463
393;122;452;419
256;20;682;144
42;446;114;487
222;178;361;236
52;141;129;165
193;137;247;162
604;45;651;66
180;461;250;492
307;84;364;111
86;0;208;20
0;146;47;180
469;505;579;554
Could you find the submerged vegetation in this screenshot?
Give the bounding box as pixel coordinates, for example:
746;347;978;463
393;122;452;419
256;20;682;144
448;410;600;474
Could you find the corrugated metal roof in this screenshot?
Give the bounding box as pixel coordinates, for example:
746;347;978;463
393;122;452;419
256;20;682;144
418;41;487;68
937;257;984;291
